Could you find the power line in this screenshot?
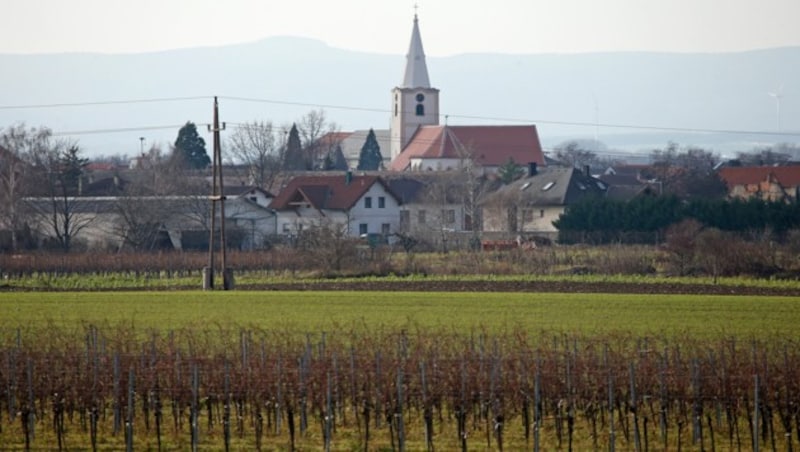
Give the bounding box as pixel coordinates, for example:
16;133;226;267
51;124;199;137
2;94;799;139
0;96;209;110
220;95;387;115
219;96;800;138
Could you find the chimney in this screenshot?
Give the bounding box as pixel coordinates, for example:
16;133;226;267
584;165;591;178
528;162;538;177
345;170;352;185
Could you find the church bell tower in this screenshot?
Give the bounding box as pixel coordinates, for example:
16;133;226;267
390;14;440;162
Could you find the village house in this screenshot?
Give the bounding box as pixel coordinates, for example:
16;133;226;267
718;165;800;203
481;165;607;239
268;172;402;239
598;164;663;200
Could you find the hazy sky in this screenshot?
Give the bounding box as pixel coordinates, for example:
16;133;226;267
3;0;800;56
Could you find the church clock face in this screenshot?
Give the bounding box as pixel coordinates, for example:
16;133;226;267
415;93;425;102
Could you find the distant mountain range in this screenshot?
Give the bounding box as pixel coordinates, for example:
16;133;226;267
1;37;798;160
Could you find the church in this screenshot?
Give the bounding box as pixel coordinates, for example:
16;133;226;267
340;14;546;173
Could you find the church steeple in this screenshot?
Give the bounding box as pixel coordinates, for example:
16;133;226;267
401;14;431;88
390;13;440;164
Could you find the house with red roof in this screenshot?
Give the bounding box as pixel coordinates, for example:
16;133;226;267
269;172;402;238
718;165;800;202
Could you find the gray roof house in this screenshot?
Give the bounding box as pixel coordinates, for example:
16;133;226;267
481;166;607;237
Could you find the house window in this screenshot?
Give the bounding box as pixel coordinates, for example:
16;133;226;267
416;104;425;116
282;223;291;233
381;223;390;235
378;196;385;208
418;210;426;224
359;223;368;235
441;209;455;224
364;196;372;208
540;209;545;218
400;210;410;229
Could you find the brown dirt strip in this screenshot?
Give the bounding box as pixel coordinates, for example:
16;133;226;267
238;280;800;296
2;280;799;296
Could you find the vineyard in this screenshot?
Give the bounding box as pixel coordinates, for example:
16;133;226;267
1;324;798;451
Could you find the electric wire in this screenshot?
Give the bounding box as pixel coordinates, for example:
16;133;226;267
1;95;798;143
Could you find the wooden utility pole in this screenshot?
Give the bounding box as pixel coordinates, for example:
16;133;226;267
203;96;233;290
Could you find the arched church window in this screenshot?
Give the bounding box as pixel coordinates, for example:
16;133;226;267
395;103;398;116
416;104;425;116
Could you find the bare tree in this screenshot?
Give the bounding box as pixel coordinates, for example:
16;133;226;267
296;218;359;272
417;173;466;253
650;142;726;199
226;121;283;188
113;143;211;250
452;142;494;239
0;124;46;251
736;147;792;166
296;109;340;170
553;140;597;168
26;138;94;252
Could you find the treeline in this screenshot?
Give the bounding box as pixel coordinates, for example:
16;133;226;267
555;196;800;244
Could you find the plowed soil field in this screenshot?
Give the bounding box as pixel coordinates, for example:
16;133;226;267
241;279;800;296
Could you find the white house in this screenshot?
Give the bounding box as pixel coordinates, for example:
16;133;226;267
268;172;402;238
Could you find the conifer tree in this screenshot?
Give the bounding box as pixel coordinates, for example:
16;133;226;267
173;122;210;169
497;158;525;184
322;144;348;171
283;124;305;170
356;128;383;171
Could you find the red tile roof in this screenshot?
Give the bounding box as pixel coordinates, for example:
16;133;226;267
85;162;120;172
317;132;353;146
389;125;545;171
269;174;390;210
718;166;800;188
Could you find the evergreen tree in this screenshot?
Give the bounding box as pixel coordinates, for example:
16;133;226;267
58;145;89;195
283;123;305;170
322;144;348;171
174;122;210;169
497;158;525;184
356;129;383;171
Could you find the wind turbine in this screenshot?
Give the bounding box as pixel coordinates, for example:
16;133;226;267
768;84;784;132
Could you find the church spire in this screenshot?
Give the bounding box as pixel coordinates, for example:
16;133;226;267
401;14;431;88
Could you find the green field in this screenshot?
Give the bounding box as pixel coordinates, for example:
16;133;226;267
2;290;798;338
